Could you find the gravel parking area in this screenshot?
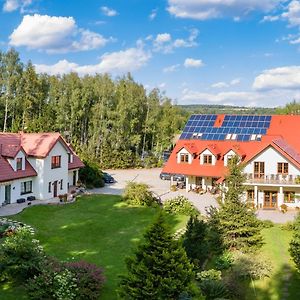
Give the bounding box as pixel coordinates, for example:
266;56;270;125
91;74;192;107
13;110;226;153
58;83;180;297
89;168;299;223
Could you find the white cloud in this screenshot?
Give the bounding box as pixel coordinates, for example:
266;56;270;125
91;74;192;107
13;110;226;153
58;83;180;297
211;82;229;88
167;0;282;20
155;33;171;43
100;6;118;17
163;64;180;73
282;0;300;27
253;66;300;90
3;0;33;13
230;78;241;85
149;8;157;20
262;15;280;22
180;88;300;107
153;28;198;53
34;45;151;76
9;14;111;53
211;78;241;88
184;58;204;68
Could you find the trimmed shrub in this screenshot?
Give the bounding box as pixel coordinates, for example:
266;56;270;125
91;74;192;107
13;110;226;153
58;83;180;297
163;195;198;216
260;219;274;229
123;182;157;206
0;227;45;282
65;261;105;300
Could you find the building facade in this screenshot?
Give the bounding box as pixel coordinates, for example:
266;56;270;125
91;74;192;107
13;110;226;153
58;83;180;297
163;114;300;210
0;132;84;205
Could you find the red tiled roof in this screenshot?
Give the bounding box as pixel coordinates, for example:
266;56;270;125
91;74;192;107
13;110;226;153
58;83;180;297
163;114;300;178
0;132;84;182
69;154;85;170
0;157;37;183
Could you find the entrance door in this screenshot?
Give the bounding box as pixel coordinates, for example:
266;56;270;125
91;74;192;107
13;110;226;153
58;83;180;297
4;185;11;204
195;176;202;187
264;191;277;208
73;171;77;186
53;181;58;198
254;162;265;179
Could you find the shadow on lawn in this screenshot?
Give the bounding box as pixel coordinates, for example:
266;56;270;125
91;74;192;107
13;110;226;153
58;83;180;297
249;263;300;300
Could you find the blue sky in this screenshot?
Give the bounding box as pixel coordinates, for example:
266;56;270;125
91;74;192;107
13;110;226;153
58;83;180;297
1;0;300;107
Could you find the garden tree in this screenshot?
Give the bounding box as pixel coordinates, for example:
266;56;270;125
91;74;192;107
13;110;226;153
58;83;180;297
212;155;263;252
118;213;195;299
276;100;300;115
289;214;300;272
182;216;209;269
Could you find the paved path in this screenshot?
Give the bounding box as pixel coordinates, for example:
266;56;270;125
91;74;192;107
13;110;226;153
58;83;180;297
0;198;62;217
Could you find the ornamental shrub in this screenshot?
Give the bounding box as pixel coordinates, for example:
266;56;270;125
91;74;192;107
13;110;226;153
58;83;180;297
163;195;198;216
79;160;104;188
289;214;300;272
123;182;158;206
0;226;45;282
65;260;105;300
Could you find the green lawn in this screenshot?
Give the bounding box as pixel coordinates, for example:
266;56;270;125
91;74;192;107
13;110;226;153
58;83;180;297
246;225;300;300
0;195;188;300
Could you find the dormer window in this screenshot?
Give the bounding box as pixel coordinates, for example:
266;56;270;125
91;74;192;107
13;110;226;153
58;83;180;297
227;155;233;165
180;154;189;163
16;158;22;170
203;154;212;164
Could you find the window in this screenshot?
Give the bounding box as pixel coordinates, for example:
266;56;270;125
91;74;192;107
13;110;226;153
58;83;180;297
16;158;22;170
180;154;189;163
277;162;288;175
203;154;212;164
284;191;295;203
51;156;61;169
21;181;32;195
60;179;63;190
254;161;265;179
68;153;72;163
48;182;51;193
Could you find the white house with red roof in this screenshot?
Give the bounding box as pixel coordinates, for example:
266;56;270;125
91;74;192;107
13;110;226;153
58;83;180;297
163;114;300;210
0;132;84;205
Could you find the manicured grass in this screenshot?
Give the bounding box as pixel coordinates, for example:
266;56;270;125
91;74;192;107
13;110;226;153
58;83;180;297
0;195;188;299
246;225;300;300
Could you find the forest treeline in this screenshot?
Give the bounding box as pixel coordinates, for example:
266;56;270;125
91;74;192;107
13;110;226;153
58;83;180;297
0;49;187;168
1;49;298;168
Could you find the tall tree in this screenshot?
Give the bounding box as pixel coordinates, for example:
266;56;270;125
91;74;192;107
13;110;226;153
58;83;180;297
211;156;263;252
118;214;194;299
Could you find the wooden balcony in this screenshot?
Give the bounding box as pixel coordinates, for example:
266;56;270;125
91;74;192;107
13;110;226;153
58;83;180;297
244;173;300;185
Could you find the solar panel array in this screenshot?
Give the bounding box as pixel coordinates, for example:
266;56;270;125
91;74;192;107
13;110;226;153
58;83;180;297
273;139;300;164
180;114;272;141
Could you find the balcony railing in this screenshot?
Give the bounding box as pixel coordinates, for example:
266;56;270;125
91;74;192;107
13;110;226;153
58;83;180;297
244;173;300;185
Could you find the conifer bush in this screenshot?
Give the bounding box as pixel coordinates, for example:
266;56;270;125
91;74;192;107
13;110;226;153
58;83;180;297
118;213;195;299
289;214;300;272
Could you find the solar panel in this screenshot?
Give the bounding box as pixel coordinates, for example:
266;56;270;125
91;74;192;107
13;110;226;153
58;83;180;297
179;114;272;141
273;139;300;164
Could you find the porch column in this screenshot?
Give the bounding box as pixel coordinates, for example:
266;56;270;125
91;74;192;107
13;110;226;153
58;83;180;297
170;176;174;187
202;177;206;191
254;185;258;208
278;186;284;208
186;176;189;192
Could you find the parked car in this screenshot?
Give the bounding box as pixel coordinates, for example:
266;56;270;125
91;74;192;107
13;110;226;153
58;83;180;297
103;172;115;184
159;172;171;180
173;174;186;182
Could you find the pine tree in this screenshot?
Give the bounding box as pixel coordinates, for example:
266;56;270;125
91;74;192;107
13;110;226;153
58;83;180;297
118;214;194;299
182;216;209;269
214;156;263;252
289;214;300;272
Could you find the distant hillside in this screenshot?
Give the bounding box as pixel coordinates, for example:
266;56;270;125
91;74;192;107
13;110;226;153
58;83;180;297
178;104;277;115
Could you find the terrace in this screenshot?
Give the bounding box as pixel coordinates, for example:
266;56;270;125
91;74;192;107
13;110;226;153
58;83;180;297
244;173;300;186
